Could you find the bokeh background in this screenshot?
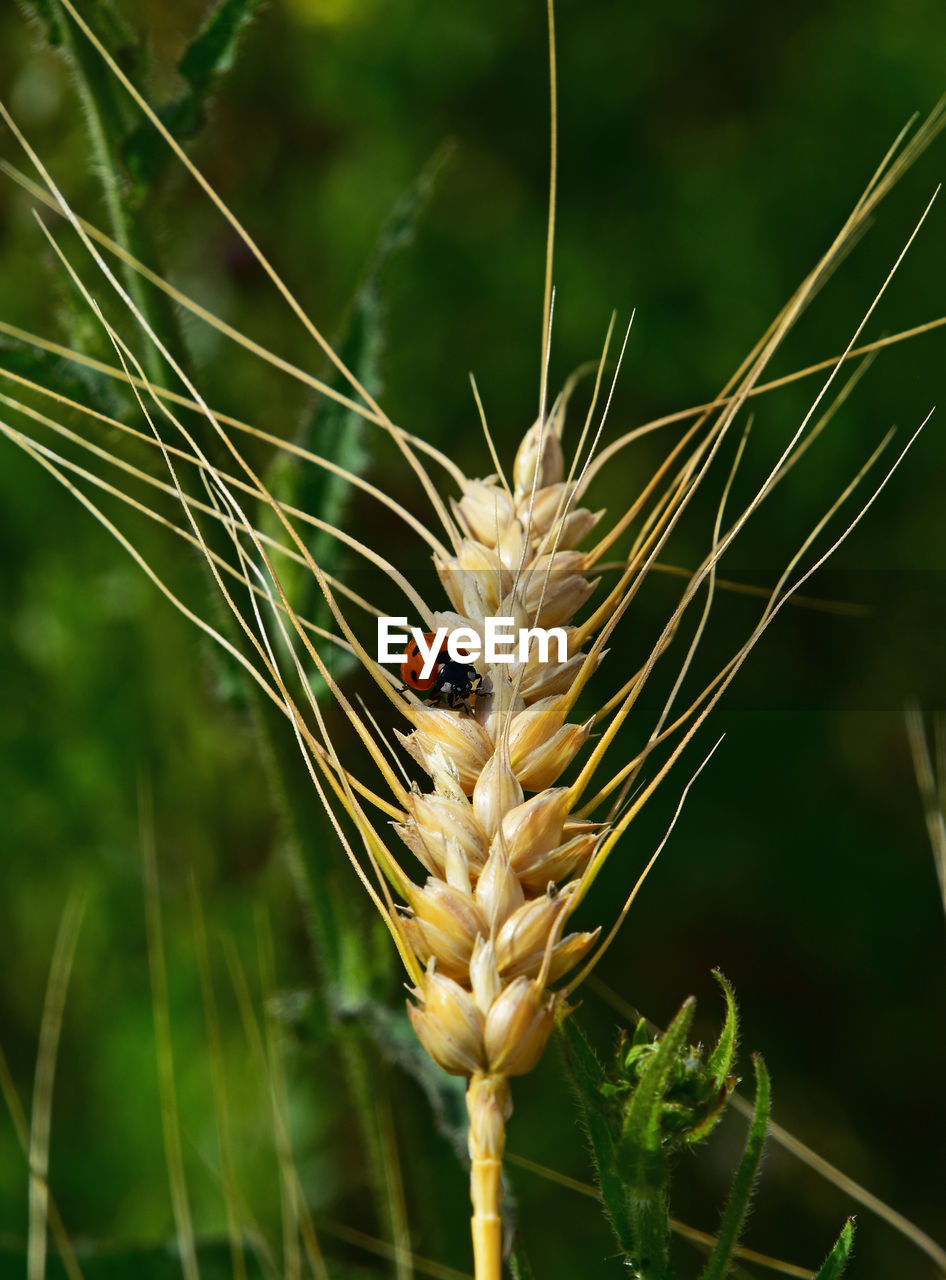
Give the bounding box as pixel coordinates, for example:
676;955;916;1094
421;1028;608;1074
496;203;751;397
1;1;944;1277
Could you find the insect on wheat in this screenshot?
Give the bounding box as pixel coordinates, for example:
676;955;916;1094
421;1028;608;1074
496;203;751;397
1;2;943;1278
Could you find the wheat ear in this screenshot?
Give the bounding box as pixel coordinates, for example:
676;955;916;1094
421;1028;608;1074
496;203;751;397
2;4;942;1274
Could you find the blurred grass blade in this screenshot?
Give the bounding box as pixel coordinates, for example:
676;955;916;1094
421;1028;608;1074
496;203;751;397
0;1047;84;1280
255;911;326;1280
140;782;200;1280
729;1092;946;1270
6;1239;269;1279
905;702;946;917
340;1035;415;1280
28;893;86;1280
698;1054;771;1280
321;1219;473;1280
189;878;248;1280
223;932;330;1280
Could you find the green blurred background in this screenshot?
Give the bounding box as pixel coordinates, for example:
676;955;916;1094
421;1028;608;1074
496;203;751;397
1;1;944;1277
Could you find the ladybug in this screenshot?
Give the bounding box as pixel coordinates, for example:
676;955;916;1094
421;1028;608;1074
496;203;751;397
400;632;486;712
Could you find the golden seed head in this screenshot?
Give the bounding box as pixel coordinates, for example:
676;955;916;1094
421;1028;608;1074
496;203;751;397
507;696;569;760
544;505;603;552
398;407;610;1094
499;787;572;862
514;419;564;498
517;648;595;701
391;820;439;877
520;552;596;628
484;976;558;1076
437;541;517;619
495;517;528;573
543;928;601;983
425;745;467;800
444;837;473;895
408;877;487;947
474;840;525;932
518;482;573;536
515;720;593;791
472;750;525;842
511;831;599;891
494;889;574;976
469;935;502;1015
402;917;471;981
408;970;487;1077
482;674;528;740
454;481;515;547
399;711;493;794
404;878;488;977
507;698;591;789
404;791;489;874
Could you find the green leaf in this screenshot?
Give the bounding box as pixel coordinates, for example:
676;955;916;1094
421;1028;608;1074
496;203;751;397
706;968;738;1091
557;1015;636;1257
178;0;266;90
19;0;135;64
812;1218;856;1280
612;998;696;1279
618;996;696;1192
121;0;267;198
286;282;377;611
19;0;188;383
683;969;739;1147
17;0;67;45
507;1234;538;1280
265;144;454;678
698;1053;771;1280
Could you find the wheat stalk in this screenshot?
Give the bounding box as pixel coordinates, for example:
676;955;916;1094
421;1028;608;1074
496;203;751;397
1;4;943;1277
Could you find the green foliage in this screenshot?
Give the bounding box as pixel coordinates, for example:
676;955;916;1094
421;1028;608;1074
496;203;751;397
18;0;133;62
560;978;855;1280
23;0;267;202
696;1054;769;1280
507;1235;538;1280
704;969;738;1095
0;336;114;419
813;1218;857;1280
16;0;267;394
560;976;739;1278
0;1240;267;1280
264;142;453;667
122;0;268;199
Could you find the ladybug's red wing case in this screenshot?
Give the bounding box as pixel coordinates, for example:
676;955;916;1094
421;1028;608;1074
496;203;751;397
401;632;442;691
